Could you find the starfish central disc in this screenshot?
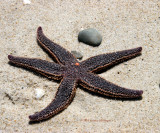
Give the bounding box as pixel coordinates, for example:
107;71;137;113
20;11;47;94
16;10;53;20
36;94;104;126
75;62;80;66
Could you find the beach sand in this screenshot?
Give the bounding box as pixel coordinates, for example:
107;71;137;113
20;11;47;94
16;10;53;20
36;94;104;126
0;0;160;132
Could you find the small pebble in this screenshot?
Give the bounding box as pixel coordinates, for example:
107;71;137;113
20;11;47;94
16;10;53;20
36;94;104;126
71;51;83;60
23;0;31;4
34;88;45;100
78;28;102;46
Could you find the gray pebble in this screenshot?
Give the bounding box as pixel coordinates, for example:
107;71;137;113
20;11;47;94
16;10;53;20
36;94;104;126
78;28;102;46
71;51;83;60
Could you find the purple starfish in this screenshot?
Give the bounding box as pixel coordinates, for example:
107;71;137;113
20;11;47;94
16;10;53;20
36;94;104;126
8;27;143;121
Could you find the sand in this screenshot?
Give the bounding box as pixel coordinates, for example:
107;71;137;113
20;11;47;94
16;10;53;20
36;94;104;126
0;0;160;132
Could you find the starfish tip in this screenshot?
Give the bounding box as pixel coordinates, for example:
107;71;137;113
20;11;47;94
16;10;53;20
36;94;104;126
29;115;37;121
139;90;143;95
138;47;142;52
37;26;42;32
8;55;13;60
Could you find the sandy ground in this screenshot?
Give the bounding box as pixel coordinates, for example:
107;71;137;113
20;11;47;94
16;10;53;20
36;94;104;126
0;0;160;132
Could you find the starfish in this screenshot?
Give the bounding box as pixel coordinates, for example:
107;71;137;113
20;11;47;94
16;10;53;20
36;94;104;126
8;27;143;121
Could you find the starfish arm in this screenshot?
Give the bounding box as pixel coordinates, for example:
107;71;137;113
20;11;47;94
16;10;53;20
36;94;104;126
29;77;77;121
80;47;142;72
80;72;143;98
37;27;77;65
8;55;65;80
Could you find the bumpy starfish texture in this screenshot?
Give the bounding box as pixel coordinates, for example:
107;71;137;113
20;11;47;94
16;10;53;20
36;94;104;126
8;27;143;121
